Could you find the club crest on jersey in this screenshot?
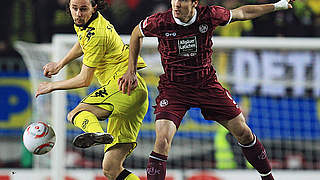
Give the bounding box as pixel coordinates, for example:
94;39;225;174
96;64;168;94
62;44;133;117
199;24;208;33
159;99;168;107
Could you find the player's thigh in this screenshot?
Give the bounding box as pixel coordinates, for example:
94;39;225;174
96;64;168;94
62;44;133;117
104;113;142;155
100;73;148;115
200;87;241;122
154;87;190;129
102;143;134;168
103;75;148;153
67;103;112;122
217;113;253;143
80;74;148;118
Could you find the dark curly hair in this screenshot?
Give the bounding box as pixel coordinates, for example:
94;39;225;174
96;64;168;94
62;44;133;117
89;0;105;11
66;0;105;14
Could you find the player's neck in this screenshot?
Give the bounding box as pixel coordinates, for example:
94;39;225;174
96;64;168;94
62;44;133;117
173;9;197;26
181;9;196;23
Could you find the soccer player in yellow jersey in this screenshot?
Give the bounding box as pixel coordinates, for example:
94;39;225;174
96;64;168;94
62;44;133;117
35;0;148;179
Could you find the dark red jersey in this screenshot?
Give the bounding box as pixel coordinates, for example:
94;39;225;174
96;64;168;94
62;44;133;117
139;5;231;85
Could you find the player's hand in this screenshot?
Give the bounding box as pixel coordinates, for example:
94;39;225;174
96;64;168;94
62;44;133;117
274;0;295;11
118;71;138;95
35;82;53;98
43;62;61;78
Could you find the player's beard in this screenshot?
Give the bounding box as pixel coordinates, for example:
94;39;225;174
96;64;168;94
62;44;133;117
74;18;85;27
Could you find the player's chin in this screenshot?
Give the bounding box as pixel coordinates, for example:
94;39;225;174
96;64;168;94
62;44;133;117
174;14;180;18
74;20;85;27
74;22;84;27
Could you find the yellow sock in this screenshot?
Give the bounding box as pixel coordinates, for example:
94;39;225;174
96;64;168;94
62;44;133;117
73;111;104;133
117;169;140;180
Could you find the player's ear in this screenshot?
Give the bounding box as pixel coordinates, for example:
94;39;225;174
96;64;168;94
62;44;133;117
90;0;98;12
93;4;98;12
192;0;199;8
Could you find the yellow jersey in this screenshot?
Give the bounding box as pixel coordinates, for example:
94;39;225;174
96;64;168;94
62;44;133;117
74;12;146;85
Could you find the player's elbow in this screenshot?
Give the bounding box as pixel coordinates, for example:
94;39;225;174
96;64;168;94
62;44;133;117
77;76;91;87
77;80;88;88
232;6;254;21
82;79;91;87
77;70;93;87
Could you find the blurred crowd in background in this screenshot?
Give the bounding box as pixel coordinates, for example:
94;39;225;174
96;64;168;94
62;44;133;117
1;0;320;57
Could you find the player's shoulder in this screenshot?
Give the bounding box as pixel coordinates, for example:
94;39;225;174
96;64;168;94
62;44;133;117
197;5;230;24
93;13;109;30
198;5;228;15
209;5;229;15
90;13;112;37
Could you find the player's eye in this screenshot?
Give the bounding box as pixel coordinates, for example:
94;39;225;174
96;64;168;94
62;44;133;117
80;7;88;12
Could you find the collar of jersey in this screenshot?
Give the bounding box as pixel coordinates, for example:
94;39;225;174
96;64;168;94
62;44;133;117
80;11;99;30
172;9;197;26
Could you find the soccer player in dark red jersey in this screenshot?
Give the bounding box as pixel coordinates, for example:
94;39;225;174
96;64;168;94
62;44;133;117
118;0;295;179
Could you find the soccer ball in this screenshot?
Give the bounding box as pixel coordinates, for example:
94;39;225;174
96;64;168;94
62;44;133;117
23;122;56;155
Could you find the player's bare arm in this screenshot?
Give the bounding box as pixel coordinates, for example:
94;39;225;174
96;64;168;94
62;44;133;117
36;64;95;97
43;42;83;78
231;0;295;22
118;25;143;95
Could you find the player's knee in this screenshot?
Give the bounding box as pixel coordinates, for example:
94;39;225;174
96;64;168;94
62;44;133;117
102;162;120;179
67;111;75;123
67;110;82;124
102;168;113;179
237;128;254;145
155;136;171;153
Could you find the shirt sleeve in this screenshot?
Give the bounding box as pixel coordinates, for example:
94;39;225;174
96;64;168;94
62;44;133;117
139;14;160;37
209;6;232;26
82;29;106;68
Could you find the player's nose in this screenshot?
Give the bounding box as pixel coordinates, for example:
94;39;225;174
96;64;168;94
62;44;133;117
76;9;82;17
